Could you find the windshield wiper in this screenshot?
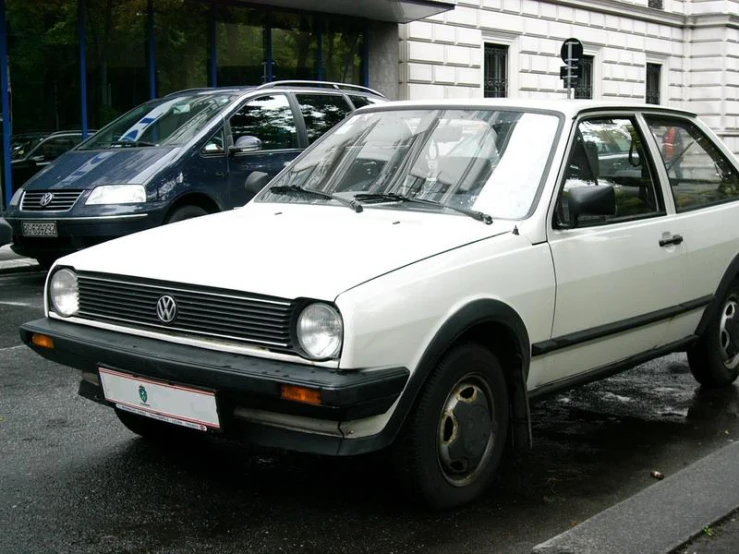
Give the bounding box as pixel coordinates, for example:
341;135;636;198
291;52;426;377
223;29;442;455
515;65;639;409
354;192;493;225
270;185;363;213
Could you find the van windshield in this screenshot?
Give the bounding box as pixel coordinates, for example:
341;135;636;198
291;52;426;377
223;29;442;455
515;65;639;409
78;92;239;150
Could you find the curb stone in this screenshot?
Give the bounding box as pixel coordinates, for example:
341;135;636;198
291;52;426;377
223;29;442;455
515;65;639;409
531;440;739;554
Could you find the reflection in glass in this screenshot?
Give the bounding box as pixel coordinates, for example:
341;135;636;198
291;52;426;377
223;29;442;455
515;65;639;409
216;6;266;86
6;0;81;132
86;0;149;129
155;0;209;96
323;18;364;85
272;13;318;81
296;94;352;144
230;95;298;151
261;109;560;219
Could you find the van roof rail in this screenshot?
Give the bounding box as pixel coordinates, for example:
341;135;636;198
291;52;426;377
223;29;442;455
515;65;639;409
255;80;385;98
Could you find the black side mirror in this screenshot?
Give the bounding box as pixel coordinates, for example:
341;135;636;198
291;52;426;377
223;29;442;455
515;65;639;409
230;135;262;156
566;184;616;227
245;171;270;197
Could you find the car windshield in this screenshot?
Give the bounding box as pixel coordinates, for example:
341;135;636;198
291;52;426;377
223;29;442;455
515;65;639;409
258;108;561;219
78;92;239;150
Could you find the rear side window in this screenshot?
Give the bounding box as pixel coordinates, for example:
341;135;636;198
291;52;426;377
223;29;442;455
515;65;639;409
296;94;352;143
644;116;739;212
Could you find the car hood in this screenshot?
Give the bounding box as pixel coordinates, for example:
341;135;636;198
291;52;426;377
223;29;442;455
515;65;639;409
59;202;516;300
22;147;180;190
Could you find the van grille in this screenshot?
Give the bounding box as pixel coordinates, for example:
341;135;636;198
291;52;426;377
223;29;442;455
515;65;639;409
22;191;83;211
76;272;295;349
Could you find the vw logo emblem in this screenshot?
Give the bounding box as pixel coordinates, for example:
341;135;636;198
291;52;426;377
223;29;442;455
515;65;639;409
156;295;177;323
39;192;54;207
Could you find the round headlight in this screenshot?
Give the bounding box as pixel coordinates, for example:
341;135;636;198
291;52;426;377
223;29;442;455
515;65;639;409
50;269;79;317
297;303;343;360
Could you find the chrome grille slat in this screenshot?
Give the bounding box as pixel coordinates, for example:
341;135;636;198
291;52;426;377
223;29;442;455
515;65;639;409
76;273;295;349
21;190;83;211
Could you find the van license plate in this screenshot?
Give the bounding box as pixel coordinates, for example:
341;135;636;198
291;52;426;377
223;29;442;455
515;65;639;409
22;221;57;237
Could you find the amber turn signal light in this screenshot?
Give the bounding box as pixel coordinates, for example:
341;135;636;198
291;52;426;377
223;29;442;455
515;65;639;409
281;384;322;405
31;334;55;349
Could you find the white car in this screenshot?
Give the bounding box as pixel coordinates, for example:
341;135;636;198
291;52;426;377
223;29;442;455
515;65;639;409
22;99;739;509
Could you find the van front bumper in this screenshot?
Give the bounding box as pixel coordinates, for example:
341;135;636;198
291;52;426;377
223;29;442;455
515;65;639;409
20;318;410;456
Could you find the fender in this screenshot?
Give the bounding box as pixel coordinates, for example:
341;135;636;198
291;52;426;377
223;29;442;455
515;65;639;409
338;299;532;454
695;252;739;337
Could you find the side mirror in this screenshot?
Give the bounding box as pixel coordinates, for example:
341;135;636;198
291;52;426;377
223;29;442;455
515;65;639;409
245;171;270;198
566;184;616;227
230;135;262;156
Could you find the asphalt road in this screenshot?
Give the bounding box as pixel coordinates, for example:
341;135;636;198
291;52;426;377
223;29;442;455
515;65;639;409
2;269;738;554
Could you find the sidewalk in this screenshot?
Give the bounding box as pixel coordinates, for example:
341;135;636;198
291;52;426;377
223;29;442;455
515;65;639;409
0;244;39;274
532;440;739;554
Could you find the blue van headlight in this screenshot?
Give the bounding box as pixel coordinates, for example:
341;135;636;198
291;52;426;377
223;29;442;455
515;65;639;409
86;185;146;205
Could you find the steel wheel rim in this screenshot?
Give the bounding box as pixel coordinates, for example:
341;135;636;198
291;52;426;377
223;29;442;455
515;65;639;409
719;298;739;370
436;372;496;488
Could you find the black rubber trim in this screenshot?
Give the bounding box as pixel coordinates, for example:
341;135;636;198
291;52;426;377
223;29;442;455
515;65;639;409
529;335;698;401
531;296;712;357
335;299;531;455
695;253;739;338
20;318;408;423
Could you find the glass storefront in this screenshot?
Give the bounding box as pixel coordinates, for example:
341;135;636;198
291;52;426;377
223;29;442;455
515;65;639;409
0;0;369;205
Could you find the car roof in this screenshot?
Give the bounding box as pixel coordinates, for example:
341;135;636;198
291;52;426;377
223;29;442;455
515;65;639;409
356;98;696;119
164;80;385;100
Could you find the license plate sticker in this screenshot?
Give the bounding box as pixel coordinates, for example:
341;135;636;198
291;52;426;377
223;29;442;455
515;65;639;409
22;221;57;237
99;368;220;431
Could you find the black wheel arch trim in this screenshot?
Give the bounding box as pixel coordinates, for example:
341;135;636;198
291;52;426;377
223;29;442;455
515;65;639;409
338;298;531;455
696;252;739;338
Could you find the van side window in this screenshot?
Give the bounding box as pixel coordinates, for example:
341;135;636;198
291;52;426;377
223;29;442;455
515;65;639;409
230;95;298;151
201;128;226;156
296;94;352;144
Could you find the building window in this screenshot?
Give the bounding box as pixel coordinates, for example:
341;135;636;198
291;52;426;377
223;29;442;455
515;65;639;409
484;44;508;98
574;56;594;99
646;63;661;104
648;0;664;9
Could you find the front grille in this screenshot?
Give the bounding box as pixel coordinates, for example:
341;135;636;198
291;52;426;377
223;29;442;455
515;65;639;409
76;272;295;349
22;190;83;211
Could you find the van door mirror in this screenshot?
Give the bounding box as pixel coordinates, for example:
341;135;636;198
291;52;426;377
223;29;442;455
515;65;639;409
230;136;262;156
245;171;270;197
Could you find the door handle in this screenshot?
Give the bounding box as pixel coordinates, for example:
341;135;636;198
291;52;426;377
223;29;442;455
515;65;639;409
659;234;684;247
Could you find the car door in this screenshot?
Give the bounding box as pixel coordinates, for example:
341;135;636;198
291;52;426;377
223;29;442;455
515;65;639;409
541;113;690;385
642;114;739;342
226;93;302;207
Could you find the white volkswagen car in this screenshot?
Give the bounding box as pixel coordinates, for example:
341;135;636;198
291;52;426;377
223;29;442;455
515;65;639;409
22;100;739;509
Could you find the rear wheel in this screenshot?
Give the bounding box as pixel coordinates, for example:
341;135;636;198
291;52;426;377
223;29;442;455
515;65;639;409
688;280;739;388
165;205;208;224
393;342;509;510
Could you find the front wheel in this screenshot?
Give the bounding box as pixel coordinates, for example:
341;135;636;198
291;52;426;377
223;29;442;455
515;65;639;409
688;281;739;388
165;205;208;224
393;342;509;510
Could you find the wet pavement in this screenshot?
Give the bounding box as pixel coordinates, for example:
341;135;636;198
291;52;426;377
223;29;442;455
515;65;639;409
2;270;739;553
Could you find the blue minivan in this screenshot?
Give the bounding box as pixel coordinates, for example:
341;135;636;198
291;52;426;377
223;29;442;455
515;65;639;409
4;81;384;267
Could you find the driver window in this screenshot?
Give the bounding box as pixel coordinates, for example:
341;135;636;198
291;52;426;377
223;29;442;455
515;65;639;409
229;94;298;151
557;117;662;227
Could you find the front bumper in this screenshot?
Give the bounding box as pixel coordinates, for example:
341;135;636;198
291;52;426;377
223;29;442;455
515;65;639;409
20;318;409;455
6;210;163;259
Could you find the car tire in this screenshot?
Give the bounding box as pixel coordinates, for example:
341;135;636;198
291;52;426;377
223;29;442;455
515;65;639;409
165;205;208;224
392;342;509;510
688;280;739;388
114;408;200;441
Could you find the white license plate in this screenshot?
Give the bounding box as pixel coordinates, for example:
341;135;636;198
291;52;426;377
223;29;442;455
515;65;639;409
99;368;220;431
22;221;57;237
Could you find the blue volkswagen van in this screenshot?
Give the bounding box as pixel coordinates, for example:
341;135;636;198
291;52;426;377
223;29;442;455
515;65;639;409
4;81;384;267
